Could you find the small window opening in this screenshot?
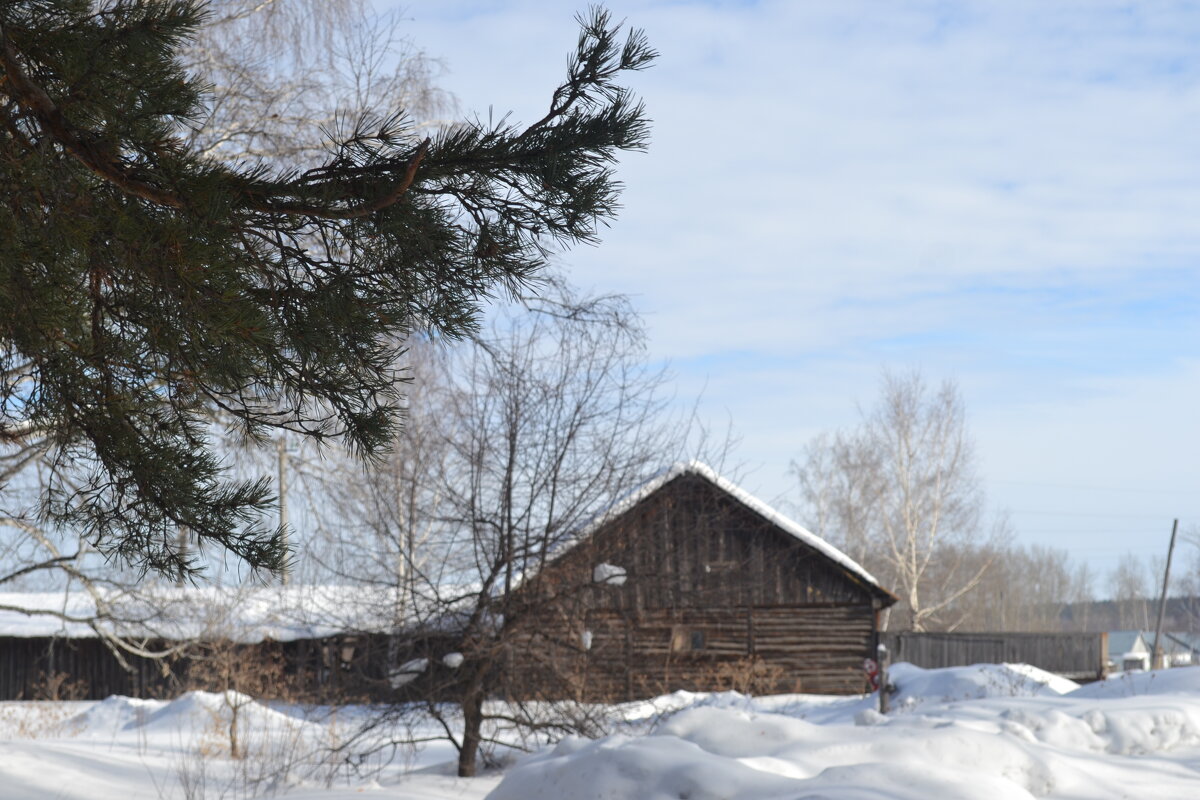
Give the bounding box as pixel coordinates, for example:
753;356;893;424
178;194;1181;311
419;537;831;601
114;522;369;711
670;626;706;652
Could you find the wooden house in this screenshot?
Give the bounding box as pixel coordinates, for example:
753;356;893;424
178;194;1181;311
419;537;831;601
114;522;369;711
1105;630;1200;672
504;462;897;701
1106;631;1152;672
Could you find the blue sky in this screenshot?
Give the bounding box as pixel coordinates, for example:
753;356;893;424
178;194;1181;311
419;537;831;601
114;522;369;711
389;0;1200;586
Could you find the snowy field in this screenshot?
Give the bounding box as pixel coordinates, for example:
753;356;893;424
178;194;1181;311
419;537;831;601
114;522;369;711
2;663;1199;799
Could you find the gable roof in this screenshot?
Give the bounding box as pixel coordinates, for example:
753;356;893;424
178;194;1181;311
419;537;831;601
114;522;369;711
571;461;895;603
1164;631;1200;654
1106;631;1150;659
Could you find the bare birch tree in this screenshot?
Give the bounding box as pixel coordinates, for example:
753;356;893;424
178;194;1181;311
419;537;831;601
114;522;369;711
1110;554;1153;630
949;542;1094;632
183;0;451;166
792;371;1008;631
1174;535;1200;632
312;336;449;616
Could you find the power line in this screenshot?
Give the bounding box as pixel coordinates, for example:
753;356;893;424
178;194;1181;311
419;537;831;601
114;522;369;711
1009;509;1198;519
992;479;1193;495
1015;530;1185;537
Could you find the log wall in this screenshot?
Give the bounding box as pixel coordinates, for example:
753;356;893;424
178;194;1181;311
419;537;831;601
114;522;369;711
506;603;878;701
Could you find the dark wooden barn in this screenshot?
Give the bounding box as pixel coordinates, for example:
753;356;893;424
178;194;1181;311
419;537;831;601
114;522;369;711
504;461;898;701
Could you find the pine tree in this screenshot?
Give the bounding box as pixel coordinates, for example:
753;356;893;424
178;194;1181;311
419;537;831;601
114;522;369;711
0;1;655;579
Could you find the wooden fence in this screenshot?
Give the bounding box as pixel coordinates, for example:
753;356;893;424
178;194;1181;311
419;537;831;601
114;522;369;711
879;632;1109;681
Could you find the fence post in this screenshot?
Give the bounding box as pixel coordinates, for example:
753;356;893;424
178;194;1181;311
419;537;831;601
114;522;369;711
877;643;890;714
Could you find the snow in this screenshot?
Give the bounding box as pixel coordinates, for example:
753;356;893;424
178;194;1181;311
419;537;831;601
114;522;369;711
0;690;497;800
2;663;1200;799
0;581;499;646
1067;667;1200;699
0;585;428;642
592;563;627;586
887;661;1081;710
390;658;430;688
493;664;1200;800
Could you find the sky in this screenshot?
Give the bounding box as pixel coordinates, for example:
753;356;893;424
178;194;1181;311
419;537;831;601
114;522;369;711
385;0;1200;587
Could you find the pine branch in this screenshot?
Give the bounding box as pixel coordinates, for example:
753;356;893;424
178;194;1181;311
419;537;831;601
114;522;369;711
1;33;431;220
0;26;185;208
0;2;654;577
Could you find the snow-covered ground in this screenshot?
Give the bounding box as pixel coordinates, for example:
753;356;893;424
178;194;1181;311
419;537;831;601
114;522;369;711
2;663;1199;799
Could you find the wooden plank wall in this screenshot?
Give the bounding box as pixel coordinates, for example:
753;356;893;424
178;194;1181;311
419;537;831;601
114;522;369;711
0;637;181;700
0;633;443;701
880;632;1108;680
554;475;881;613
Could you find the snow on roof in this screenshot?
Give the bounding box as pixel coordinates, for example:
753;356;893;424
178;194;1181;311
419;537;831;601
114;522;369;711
0;584;418;642
569;461;890;597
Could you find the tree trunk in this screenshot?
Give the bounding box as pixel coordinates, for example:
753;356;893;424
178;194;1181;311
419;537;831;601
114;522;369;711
457;674;486;778
229;698;241;759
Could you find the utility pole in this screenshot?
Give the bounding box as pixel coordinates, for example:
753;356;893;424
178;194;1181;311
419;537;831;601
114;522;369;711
1151;519;1179;670
278;437;289;585
175;526;188;587
394;462;407;606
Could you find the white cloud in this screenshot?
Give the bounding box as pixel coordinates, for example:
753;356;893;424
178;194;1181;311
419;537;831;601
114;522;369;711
393;0;1200;581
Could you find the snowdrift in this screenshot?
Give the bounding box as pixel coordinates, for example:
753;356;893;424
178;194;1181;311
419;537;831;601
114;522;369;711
2;663;1200;799
490;664;1200;800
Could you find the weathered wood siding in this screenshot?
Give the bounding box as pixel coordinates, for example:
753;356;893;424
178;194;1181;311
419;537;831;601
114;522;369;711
0;633;450;701
509;474;889;700
0;637;180;699
880;632;1109;681
546;474;881;610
